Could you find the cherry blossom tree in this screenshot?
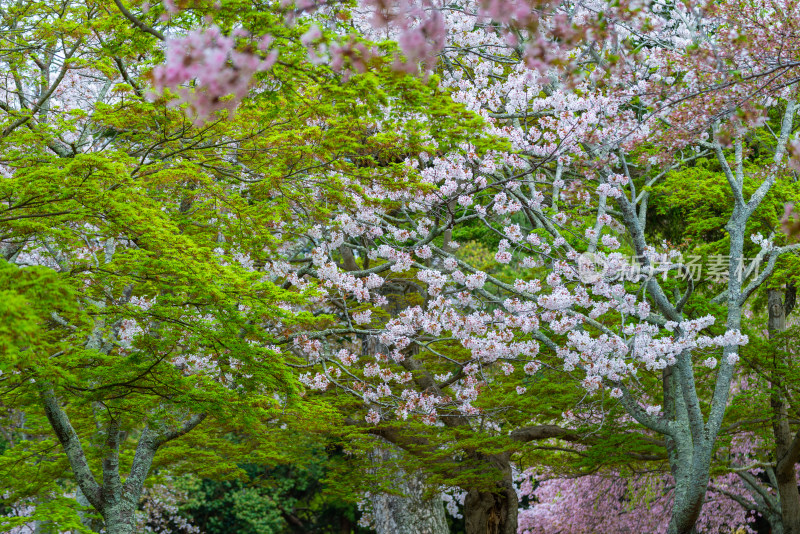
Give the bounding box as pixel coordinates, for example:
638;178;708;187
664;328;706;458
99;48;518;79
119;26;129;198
236;1;800;533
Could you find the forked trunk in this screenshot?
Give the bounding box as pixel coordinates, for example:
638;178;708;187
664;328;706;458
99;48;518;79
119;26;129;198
663;366;712;534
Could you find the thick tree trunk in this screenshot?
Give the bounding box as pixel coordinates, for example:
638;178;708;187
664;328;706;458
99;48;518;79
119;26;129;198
368;445;449;534
769;287;800;534
666;434;708;534
773;514;787;534
103;505;137;534
663;363;712;534
463;453;517;534
362;337;449;534
668;484;705;534
464;489;516;534
777;473;800;534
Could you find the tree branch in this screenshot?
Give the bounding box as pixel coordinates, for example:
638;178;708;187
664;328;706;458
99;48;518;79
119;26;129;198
40;389;102;510
112;0;165;41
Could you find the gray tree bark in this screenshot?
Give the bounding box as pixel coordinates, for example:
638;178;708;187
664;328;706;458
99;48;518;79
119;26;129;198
368;444;449;534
